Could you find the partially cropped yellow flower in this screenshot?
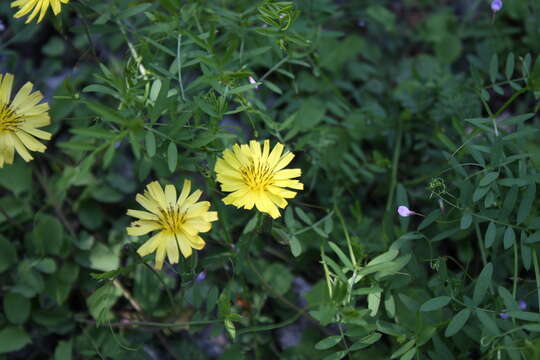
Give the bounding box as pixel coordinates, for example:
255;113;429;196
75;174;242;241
215;140;303;219
0;74;51;168
127;180;218;270
11;0;69;24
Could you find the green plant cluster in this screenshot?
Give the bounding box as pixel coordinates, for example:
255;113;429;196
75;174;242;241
1;0;540;359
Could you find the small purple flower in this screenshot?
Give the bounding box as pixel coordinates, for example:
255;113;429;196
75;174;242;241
195;271;206;282
491;0;503;12
519;300;527;310
499;312;509;319
398;206;413;217
249;76;259;90
397;206;423;217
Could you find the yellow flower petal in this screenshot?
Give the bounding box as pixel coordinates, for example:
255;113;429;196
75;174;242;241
126;180;216;270
11;0;69;23
0;74;51;167
215;140;303;218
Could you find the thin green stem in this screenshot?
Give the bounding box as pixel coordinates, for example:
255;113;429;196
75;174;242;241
533;250;540;312
260;56;289;82
512;242;519;300
335;206;356;267
177;34;186;101
474;223;488;267
385;119;403;212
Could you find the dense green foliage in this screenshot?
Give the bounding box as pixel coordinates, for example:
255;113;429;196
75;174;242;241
1;0;540;359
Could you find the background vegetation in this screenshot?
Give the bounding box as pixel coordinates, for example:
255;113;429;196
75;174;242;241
1;0;540;359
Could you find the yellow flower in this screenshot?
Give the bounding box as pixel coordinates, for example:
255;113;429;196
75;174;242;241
215;140;303;219
0;74;52;168
11;0;69;24
127;180;218;270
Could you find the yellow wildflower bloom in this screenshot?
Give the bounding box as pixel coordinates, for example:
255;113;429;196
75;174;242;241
11;0;69;24
127;180;218;270
0;74;52;168
215;140;303;219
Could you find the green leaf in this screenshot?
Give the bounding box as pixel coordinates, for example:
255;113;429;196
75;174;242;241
517;183;536;224
328;241;353;270
506;311;540;322
83;100;126;125
503;227;515;250
400;348;417;360
485;222;497;248
391;339;415;359
505;53;515;79
86;282;121;324
262;263;293;296
0;326;31;353
35;258;57;274
289;235;302;257
53;340;72;360
479;172;499;187
167;142;178;173
315;335;342;350
70;127;116;139
322;351;348;360
32;214;64;256
0;160;32;195
368;291;382;316
489;54;499;84
525;231;540;244
349;332;382;350
118;3;153;19
145;131;156;158
445;308;471;337
460;211;473;230
0;237;16;273
420;296;451;312
476;310;500;336
3;292;30;324
418;210;441;230
473;263;493;305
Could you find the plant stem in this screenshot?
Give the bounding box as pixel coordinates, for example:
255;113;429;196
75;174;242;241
177;34;186;101
513;241;519;300
260;56;289;81
474;223;488;267
385;119;403;213
533;250;540;311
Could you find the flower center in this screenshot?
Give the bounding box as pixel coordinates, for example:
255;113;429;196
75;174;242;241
241;161;274;191
0;103;21;133
159;206;186;234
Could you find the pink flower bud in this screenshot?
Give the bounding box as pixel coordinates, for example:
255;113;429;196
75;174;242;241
397;206;423;217
398;206;412;217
